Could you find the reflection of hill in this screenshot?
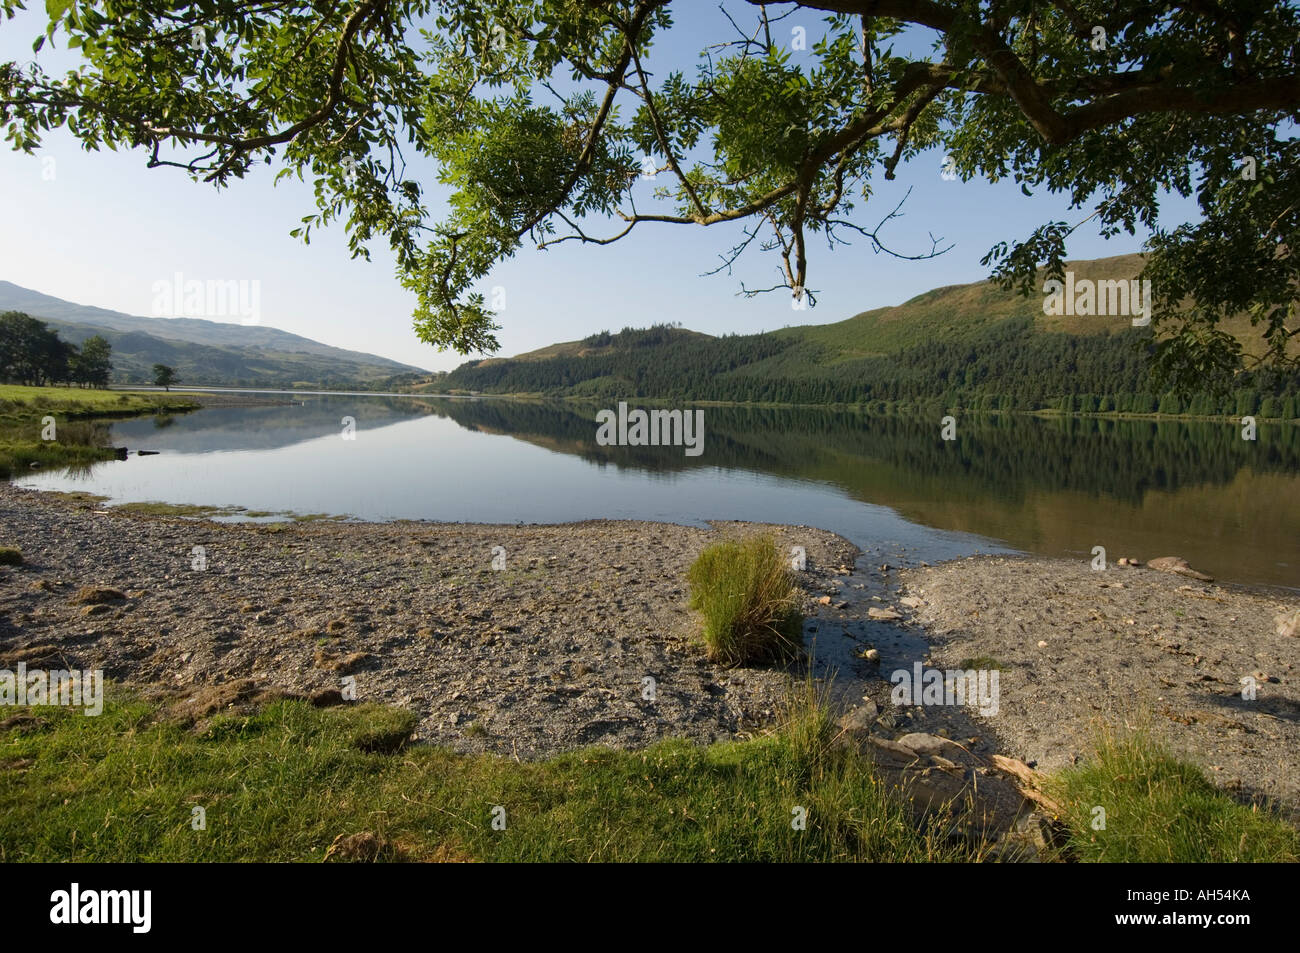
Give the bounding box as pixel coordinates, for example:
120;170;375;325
425;399;1300;586
428;399;1300;502
110;396;430;453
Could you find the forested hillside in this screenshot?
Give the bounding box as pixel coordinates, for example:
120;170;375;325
445;259;1300;418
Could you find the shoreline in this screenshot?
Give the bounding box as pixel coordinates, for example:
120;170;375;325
1;483;1296;814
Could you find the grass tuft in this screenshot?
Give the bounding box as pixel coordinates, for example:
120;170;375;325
687;534;803;666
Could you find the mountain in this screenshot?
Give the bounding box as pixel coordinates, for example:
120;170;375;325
0;281;431;388
442;254;1300;415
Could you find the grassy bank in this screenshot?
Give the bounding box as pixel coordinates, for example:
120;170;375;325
1;687;1294;862
0;385;201;478
1049;729;1300;862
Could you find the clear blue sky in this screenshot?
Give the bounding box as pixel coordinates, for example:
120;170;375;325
0;4;1200;372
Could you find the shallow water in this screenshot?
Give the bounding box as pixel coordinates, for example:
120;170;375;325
17;393;1300;589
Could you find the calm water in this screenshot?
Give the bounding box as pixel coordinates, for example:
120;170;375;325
16;393;1300;589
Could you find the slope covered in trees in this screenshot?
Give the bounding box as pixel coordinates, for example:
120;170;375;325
444;258;1300;417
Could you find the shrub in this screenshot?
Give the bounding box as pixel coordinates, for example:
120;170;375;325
687;535;803;666
0;546;22;566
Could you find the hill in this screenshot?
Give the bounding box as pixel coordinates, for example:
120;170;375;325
0;281;430;389
443;255;1300;416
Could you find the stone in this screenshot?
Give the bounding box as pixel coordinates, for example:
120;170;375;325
1275;609;1300;638
837;700;879;732
895;732;964;759
1147;556;1214;582
900;596;923;608
817;595;832;605
864;736;924;767
868;607;903;621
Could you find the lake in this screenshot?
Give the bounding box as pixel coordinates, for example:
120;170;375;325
15;392;1300;589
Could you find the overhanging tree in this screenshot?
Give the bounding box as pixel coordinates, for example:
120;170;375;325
3;1;1297;390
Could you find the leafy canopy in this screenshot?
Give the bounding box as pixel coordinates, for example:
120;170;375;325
3;1;1298;389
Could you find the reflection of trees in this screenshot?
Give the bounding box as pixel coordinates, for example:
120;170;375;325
428;399;1300;506
111;396;433;453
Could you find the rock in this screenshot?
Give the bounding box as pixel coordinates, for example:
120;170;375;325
875;711;902;730
860;648;880;663
895;732;964;759
868;607;903;621
900;596;923;608
1275;609;1300;638
837;700;879;732
864;736;924;766
990;812;1053;862
816;595;832;605
1147;556;1214;582
1037;640;1048;648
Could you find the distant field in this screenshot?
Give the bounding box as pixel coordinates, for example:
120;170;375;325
0;385;200;478
0;384;200;411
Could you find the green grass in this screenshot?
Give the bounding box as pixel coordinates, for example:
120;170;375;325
113;501;247;518
956;656;1004;671
0;385;200;478
688;535;804;666
2;688;1294;862
103;502;351;521
0;686;978;863
1048;728;1299;862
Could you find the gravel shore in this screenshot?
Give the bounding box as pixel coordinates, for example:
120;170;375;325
897;555;1300;813
0;484;854;757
